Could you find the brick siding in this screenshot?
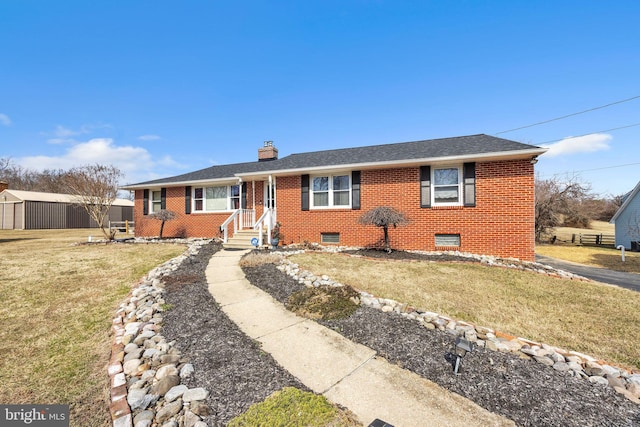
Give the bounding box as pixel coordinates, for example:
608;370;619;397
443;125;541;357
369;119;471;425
133;159;536;261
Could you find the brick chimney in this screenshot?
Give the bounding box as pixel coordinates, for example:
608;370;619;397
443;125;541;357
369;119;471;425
258;141;278;161
0;181;7;193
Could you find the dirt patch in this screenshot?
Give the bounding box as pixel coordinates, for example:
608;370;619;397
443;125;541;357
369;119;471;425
286;286;360;320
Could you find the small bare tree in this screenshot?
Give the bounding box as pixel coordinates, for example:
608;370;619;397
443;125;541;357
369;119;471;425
150;209;177;239
535;175;591;242
64;164;123;240
359;206;409;252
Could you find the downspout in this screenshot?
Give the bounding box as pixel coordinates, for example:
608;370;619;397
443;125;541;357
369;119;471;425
273;175;277;222
268;174;273;244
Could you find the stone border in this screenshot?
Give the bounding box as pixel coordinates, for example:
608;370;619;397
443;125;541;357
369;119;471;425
108;239;213;427
277;247;640;404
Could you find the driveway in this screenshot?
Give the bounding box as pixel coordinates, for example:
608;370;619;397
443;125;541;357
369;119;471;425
535;254;640;293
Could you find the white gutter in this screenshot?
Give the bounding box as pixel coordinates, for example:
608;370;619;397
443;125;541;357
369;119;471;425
122;147;548;189
236;147;548;179
121;176;241;191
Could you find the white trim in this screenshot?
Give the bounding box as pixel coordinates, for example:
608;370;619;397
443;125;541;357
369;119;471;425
610;181;640;223
121;148;548;189
235;148;548;179
310;173;351;209
432;165;463;206
192;184;241;213
150;189;162;214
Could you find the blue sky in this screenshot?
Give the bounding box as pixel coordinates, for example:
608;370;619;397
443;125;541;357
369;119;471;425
1;1;638;196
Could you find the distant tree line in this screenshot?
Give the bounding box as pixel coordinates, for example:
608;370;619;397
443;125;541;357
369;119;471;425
1;157;126;240
534;174;626;242
0;157;77;193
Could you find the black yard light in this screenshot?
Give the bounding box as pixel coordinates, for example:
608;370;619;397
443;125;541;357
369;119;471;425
453;337;475;375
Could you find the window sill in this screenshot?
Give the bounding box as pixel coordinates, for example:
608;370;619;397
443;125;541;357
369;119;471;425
430;205;464;210
310;206;352;210
191;210;235;214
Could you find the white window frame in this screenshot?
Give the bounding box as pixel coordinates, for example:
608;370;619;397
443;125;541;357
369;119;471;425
192;184;241;212
310;173;351;209
150;189;162;213
432;166;463;206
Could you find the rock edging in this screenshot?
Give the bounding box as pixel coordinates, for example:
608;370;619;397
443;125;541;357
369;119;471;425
108;239;212;427
276;248;640;404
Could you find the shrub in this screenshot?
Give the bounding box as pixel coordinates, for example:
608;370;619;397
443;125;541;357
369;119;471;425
239;251;283;268
228;387;360;427
286;286;360;320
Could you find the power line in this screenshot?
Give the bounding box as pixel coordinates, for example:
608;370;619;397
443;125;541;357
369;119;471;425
495;95;640;134
535;122;640;146
538;162;640;179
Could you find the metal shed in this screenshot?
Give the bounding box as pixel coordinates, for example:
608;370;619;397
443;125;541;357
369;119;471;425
0;189;134;230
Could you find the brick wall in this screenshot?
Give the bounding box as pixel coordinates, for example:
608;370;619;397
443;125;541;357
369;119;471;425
133;159;536;260
275;159;535;261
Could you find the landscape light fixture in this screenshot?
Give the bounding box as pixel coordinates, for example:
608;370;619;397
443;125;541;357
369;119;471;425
368;419;394;427
453;336;475;375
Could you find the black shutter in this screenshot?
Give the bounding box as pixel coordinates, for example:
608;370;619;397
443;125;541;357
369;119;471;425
143;189;149;215
160;188;167;210
301;174;309;211
420;166;431;208
463;162;476;207
185;186;191;214
241;182;247;209
351;171;361;210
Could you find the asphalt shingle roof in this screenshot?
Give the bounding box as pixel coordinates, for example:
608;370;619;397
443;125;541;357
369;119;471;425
126;134;543;187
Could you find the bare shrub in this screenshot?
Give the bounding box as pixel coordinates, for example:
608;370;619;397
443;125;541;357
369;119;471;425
359;206;409;252
239;252;283;268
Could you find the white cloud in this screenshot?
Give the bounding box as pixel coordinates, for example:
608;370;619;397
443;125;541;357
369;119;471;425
45;124;113;144
16;138;185;185
0;113;11;126
542;133;612;157
54;125;85;138
138;134;161;141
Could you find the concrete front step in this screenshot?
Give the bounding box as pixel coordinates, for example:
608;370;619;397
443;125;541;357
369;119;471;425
223;230;266;249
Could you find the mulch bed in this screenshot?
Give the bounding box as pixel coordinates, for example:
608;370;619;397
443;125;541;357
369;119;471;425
343;248;483;263
160;242;306;425
160;242;640;426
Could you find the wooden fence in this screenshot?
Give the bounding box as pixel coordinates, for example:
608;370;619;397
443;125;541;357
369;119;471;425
109;220;135;234
572;233;615;247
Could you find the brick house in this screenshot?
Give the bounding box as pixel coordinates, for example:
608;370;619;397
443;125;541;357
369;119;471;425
122;134;546;261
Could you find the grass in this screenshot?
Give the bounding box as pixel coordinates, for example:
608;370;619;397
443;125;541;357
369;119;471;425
536;244;640;273
554;219;614;235
228;387;361;427
537;221;639;273
290;252;640;371
0;229;185;426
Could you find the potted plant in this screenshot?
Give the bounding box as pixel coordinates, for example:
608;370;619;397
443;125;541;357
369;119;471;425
271;222;282;249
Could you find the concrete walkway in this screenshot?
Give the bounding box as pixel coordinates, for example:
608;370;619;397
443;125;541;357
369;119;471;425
536;254;640;293
205;249;514;427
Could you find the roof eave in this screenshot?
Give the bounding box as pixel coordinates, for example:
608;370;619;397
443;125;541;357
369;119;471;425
610;181;640;223
237;147;549;178
121;147;548;188
121;176;240;191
